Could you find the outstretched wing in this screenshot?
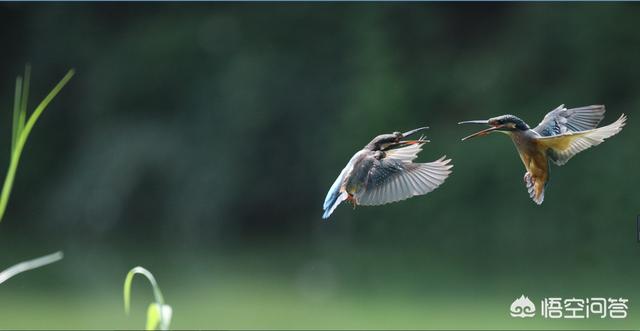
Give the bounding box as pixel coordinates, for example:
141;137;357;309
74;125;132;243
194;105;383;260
534;104;606;137
356;151;452;206
382;135;427;162
537;114;626;166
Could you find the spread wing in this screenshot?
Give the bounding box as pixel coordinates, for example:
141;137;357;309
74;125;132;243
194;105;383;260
356;142;452;206
538;114;626;166
534;104;606;137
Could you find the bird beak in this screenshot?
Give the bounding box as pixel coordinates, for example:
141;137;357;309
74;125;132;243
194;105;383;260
397;126;430;146
384;127;430;150
401;126;429;138
458;120;505;141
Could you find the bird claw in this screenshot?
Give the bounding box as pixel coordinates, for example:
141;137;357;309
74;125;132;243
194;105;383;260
346;194;357;209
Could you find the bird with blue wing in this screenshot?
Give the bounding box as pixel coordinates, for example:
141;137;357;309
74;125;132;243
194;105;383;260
459;105;626;204
322;127;453;219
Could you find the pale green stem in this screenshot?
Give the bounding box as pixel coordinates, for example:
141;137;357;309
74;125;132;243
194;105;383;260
0;251;63;284
124;266;168;330
124;266;166;315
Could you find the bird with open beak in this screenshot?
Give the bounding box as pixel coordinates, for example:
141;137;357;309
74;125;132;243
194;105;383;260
459;105;626;204
322;127;453;219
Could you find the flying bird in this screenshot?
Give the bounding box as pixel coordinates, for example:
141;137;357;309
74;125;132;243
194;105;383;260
322;127;453;219
459;105;626;204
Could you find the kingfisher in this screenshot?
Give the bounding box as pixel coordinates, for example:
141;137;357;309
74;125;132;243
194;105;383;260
322;127;453;219
459;105;626;204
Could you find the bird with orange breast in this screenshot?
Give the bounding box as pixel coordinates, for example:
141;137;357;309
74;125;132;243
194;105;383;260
459;105;626;204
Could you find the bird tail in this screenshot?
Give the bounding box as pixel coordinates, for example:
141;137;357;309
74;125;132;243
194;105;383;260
322;191;347;219
323;170;349;219
524;172;545;205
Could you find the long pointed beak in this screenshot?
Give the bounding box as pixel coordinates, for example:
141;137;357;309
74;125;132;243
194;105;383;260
459;120;504;141
458;120;488;125
401;126;429;138
460;126;502;141
382;127;430;151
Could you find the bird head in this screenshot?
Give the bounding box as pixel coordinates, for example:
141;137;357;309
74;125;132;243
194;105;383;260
367;127;429;151
459;115;529;141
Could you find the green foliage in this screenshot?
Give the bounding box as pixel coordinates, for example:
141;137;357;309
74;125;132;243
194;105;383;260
0;251;63;285
124;266;172;330
0;66;75;223
0;68;67;288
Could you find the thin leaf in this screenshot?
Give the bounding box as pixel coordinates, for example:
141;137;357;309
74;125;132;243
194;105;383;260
18;65;31;139
16;69;75;154
0;251;63;285
0;69;75;223
11;76;23;153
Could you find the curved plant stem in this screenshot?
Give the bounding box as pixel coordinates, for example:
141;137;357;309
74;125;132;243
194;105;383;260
124;266;171;330
124;266;166;314
0;251;63;284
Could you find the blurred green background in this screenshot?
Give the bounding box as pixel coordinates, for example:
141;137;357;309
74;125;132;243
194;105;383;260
0;3;638;329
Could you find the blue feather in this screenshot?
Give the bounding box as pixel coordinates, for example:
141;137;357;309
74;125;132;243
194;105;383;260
322;153;361;219
323;158;357;219
322;172;344;219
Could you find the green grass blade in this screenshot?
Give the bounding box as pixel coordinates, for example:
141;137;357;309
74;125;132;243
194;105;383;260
18;65;31;139
17;69;74;153
0;69;74;224
11;76;23;153
0;251;63;285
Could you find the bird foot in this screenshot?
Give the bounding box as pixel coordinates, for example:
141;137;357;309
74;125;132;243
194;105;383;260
346;194;356;209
